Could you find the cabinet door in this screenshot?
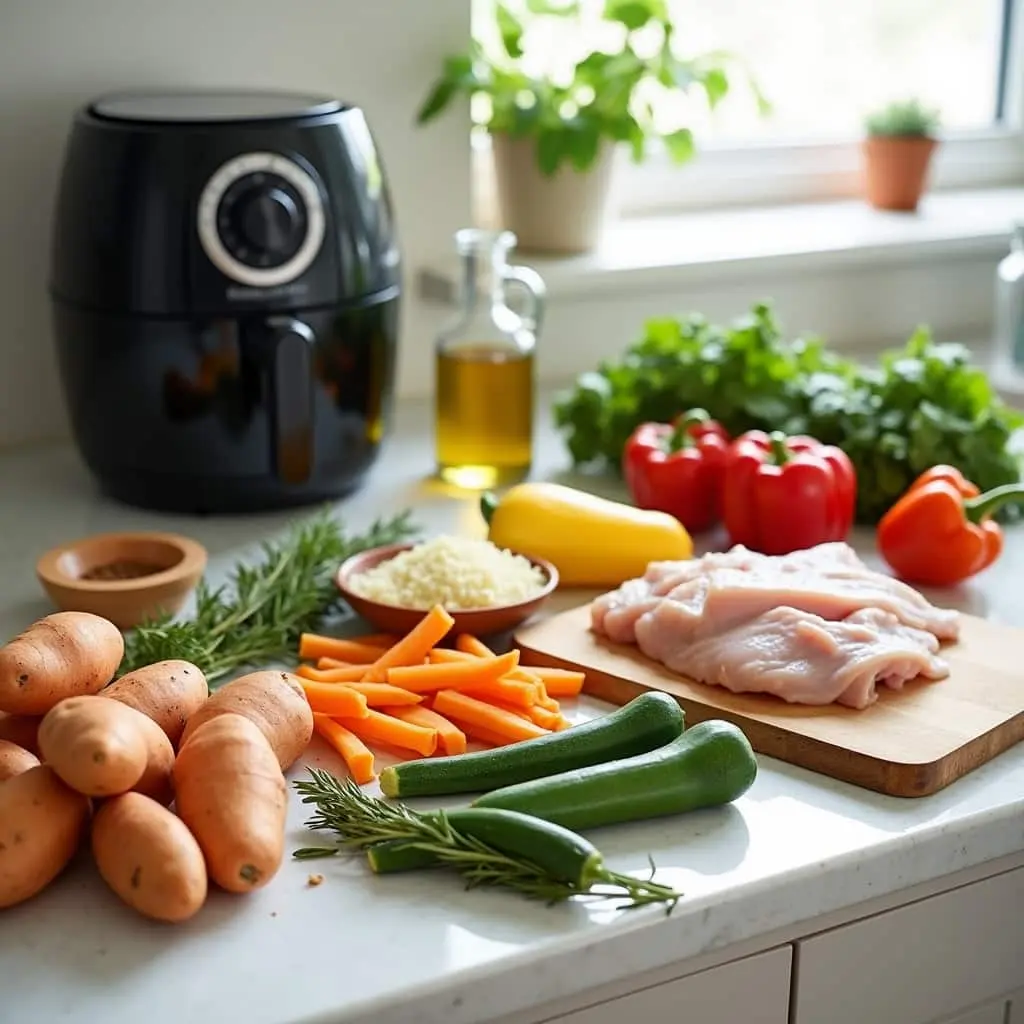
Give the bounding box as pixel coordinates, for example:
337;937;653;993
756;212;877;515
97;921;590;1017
793;867;1024;1024
545;946;791;1024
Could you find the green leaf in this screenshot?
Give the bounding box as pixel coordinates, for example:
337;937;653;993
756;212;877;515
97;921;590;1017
702;67;730;107
495;4;525;59
536;129;566;175
416;79;457;124
526;0;580;13
662;127;694;163
656;54;695;91
603;0;667;30
566;123;602;171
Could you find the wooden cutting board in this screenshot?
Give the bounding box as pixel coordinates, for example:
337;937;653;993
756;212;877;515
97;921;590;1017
514;603;1024;798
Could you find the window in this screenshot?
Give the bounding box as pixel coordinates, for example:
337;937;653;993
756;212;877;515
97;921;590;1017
471;0;1024;215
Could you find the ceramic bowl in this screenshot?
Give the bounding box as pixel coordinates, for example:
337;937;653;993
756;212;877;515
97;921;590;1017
335;541;559;637
36;531;208;629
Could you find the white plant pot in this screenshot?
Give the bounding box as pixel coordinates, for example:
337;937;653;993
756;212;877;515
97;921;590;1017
489;133;616;255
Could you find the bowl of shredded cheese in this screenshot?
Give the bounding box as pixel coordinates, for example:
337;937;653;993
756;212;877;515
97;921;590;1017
336;536;559;635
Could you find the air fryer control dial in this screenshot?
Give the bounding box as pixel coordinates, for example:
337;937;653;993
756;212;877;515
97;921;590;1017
197;153;325;288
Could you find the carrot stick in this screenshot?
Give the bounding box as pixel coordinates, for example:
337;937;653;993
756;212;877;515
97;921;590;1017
316;656;367;670
432;690;549;743
526;705;568;730
298;679;370;718
340;682;424;707
314;715;375;784
299;634;389;663
297;664;370;683
455;634;495;658
361;605;455;682
333;709;437;757
388;706;467;755
427;648;475;665
504;667;547;701
449;720;521;747
463;676;539;708
537;694;561;712
386;650;519;694
525;667;586;697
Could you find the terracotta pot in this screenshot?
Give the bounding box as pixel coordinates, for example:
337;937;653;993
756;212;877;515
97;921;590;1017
490;133;616;254
862;136;938;212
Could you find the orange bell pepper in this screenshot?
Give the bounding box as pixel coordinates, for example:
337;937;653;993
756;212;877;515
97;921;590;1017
876;465;1023;586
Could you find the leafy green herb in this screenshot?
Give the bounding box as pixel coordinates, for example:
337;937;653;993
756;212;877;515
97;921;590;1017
119;510;418;686
294;768;681;910
865;98;940;138
553;302;1024;524
416;0;767;176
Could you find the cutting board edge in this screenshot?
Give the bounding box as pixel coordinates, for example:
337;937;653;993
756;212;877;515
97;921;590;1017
514;636;1024;800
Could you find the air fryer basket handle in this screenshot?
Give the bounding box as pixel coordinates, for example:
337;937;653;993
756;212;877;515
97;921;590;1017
264;317;315;485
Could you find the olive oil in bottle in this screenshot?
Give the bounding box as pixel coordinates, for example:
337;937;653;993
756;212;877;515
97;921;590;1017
434;229;545;490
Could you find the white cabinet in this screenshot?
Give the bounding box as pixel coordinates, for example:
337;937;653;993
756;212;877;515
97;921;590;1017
792;867;1024;1024
544;946;791;1024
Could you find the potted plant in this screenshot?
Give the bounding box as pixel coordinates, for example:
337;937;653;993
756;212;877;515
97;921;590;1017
862;99;941;213
416;0;764;254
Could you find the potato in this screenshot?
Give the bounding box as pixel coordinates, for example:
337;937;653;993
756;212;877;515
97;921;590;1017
179;670;313;772
131;714;175;806
103;660;208;746
0;765;90;909
174;714;287;893
0;713;40;755
38;696;150;797
0;739;40;782
0;612;124;715
91;793;207;923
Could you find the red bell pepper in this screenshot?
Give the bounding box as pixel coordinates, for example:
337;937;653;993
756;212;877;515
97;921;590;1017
623;409;731;533
877;465;1024;586
722;430;857;555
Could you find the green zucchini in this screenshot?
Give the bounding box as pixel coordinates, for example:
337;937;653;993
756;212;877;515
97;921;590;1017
366;807;605;887
378;691;685;799
472;719;758;830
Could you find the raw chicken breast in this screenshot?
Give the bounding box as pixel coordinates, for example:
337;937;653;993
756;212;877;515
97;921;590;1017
654;605;949;709
588;541;961;710
593;543;873;641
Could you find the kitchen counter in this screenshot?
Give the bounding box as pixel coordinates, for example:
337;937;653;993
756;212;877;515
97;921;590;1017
1;399;1023;1024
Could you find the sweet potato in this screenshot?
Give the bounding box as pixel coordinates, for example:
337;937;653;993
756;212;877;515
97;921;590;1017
38;696;150;797
0;612;124;716
0;713;41;755
91;793;207;923
131;714;175;806
178;670;313;772
174;714;287;893
0;765;90;909
103;660;208;746
0;739;40;782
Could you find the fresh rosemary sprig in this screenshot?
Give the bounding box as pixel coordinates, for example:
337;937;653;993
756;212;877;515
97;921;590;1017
293;768;682;911
120;509;418;685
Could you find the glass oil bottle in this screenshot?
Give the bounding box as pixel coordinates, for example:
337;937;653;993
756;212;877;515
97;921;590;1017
434;229;546;489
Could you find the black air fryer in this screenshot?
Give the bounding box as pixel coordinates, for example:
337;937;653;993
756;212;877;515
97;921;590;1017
50;90;401;514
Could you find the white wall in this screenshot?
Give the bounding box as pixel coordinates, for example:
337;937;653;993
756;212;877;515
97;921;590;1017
0;0;471;448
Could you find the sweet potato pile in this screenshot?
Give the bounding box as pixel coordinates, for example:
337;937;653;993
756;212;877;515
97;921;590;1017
0;612;312;923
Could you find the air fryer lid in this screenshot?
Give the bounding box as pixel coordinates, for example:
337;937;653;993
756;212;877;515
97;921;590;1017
89;90;344;124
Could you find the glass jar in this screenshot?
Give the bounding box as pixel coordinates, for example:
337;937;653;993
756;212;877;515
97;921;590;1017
434;228;546;489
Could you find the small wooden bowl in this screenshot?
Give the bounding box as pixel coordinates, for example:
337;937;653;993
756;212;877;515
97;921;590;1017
336;542;559;638
36;531;208;629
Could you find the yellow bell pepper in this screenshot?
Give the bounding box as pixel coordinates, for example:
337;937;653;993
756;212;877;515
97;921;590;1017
481;482;693;588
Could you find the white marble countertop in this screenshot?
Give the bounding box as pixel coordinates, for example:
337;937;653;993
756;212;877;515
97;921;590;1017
1;399;1023;1024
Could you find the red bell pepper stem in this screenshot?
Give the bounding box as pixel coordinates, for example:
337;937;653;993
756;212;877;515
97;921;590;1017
768;432;792;466
963;483;1024;523
667;409;713;452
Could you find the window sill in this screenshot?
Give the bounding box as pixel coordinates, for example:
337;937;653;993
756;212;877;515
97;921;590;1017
421;188;1024;300
416;187;1024;388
